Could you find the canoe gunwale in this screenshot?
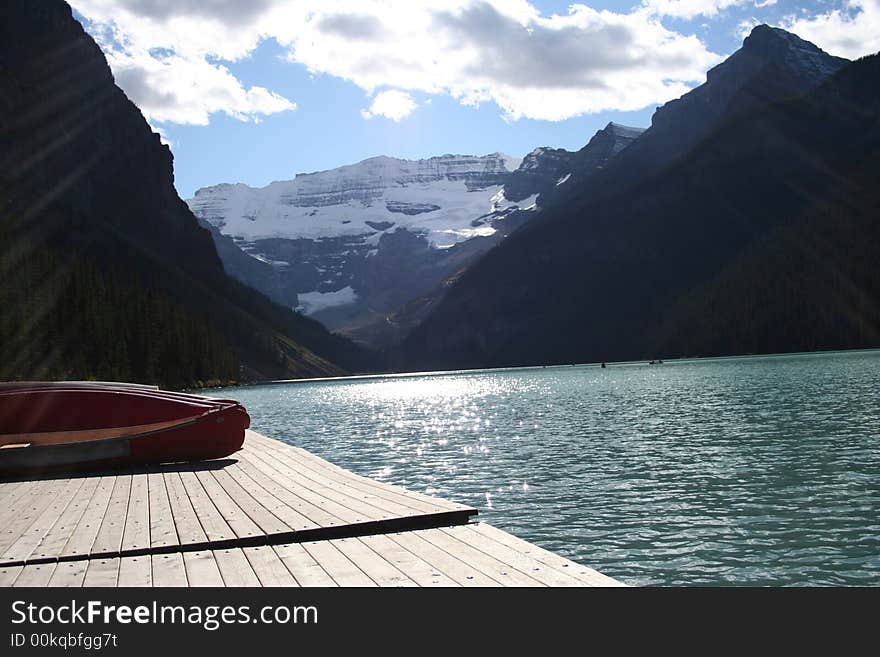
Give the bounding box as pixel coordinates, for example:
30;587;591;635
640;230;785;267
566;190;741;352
0;381;160;391
0;415;202;448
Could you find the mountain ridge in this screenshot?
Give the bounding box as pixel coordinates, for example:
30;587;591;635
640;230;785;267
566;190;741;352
0;0;374;387
394;27;879;370
533;24;851;216
187;124;643;347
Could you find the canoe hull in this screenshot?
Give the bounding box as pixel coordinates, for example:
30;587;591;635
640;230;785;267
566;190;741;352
0;385;250;477
0;386;238;434
129;403;249;463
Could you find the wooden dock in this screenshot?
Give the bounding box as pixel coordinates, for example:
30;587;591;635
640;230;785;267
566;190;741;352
0;430;623;587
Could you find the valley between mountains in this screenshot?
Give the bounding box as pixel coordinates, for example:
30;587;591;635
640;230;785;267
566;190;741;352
2;0;878;385
189;24;880;372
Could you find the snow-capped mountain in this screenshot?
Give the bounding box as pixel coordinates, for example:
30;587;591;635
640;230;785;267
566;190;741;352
191;153;522;249
188;127;643;346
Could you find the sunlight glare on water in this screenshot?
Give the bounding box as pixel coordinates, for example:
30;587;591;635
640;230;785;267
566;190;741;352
220;351;880;586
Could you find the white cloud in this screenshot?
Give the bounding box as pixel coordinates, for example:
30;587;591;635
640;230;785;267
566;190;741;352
641;0;748;20
780;0;880;59
736;18;760;39
361;90;418;121
71;0;724;124
285;2;723;120
71;0;296;125
107;49;295;125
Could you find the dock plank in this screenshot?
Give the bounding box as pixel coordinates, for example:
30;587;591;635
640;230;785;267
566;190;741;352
248;432;449;513
272;543;337;587
0;565;23;587
236;460;343;530
117;555;152;587
90;475;132;556
211;469;290;536
213;548;260;587
28;476;101;562
233;456;347;529
183;550;224;587
164;472;208;546
239;449;373;526
224;462;318;532
47;560;87;587
287;443;468;513
147;472;179;550
0;478;71;557
152;552;187;587
14;562;57;587
358;533;459;587
1;478;84;564
242;545;298;587
301;540;376;587
194;470;261;540
62;476;116;559
178;471;235;543
0;481;37;528
249;431;470;513
244;438;432;518
328;537;417;587
83;558;119;587
121;474;150;552
386;531;503;587
417;527;544;586
439;525;585;587
468;523;624;587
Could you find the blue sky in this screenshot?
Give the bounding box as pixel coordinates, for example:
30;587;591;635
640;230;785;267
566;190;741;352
70;1;880;198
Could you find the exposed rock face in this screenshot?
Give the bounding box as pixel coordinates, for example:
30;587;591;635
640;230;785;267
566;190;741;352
196;218;302;310
573;123;645;171
385;203;439;216
188;129;643;347
503;147;574;202
649;24;848;163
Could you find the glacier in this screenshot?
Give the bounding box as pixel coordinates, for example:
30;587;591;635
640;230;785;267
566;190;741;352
189;153;522;249
187;124;644;347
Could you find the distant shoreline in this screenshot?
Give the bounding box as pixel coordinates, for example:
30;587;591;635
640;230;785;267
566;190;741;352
205;346;880;391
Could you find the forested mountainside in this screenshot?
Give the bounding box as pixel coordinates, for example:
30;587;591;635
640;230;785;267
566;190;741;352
397;30;880;370
0;0;374;388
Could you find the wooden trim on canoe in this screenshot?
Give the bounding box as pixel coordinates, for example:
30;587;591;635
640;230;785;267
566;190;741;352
0;418;198;448
0;381;160;391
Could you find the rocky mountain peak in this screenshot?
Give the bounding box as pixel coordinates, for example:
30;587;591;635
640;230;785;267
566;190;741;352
516;146;572;171
605;122;645;139
717;24;849;87
649;24;848;149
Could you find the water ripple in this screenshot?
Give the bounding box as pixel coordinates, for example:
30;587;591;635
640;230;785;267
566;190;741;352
221;351;880;586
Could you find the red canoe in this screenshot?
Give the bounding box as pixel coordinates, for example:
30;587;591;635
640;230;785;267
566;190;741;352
0;383;250;476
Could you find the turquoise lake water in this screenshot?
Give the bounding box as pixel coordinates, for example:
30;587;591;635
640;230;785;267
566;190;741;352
219;350;880;586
